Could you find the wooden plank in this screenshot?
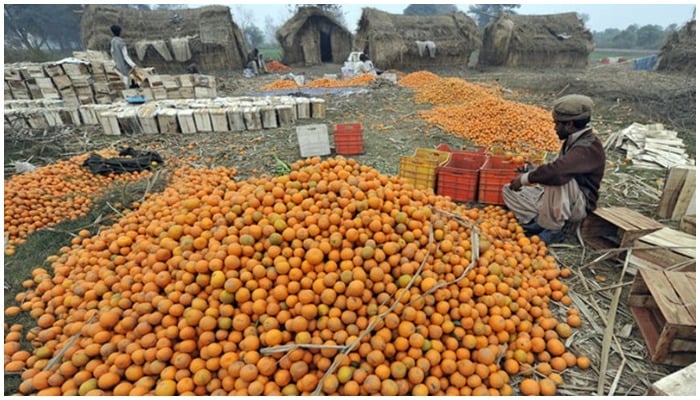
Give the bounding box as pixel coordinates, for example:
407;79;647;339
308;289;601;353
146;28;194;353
646;362;696;396
684;191;696;217
664;272;696;323
680;215;695;236
671;169;696;221
657;166;694;218
638;227;696;259
640;270;695;327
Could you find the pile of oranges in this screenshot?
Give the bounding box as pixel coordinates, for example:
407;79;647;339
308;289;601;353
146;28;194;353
416;78;561;153
5;156;589;396
3;151;154;256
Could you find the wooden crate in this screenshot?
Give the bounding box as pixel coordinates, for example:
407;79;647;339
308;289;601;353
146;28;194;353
628;270;696;366
630;227;695;274
581;206;664;250
657;166;696;221
646;362;696;395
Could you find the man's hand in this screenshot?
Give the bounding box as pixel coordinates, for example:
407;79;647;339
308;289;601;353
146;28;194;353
509;175;523;191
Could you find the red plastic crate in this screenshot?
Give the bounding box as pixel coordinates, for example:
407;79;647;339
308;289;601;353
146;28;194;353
334;122;364;155
334;122;363;134
437;152;486;202
478;156;520;205
335;134;364;155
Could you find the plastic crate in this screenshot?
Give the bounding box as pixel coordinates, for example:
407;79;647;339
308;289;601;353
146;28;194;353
399;148;450;191
335;134;364;155
334;122;363;134
437;152;487;202
334;123;364;155
297;124;330;158
477;156;520;205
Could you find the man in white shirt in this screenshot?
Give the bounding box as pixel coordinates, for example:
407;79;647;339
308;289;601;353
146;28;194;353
354;53;376;76
110;25;137;87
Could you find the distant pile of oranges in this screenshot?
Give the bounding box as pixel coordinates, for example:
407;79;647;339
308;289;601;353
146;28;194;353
5;156;589;396
3;151;154;256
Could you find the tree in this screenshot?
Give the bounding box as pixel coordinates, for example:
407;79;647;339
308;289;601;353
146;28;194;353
403;4;458;15
245;25;266;49
4;4;82;51
468;4;520;27
263;15;281;47
636;24;665;49
611;24;638;48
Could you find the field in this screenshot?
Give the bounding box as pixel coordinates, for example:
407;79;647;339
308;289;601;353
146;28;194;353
3;61;695;396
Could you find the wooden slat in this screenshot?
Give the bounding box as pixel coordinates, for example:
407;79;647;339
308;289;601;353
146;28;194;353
638;227;696;259
664;271;696;323
593;207;664;231
657;166;693;218
680;215;695;236
646;362;696;395
671;169;696;221
640;270;695;326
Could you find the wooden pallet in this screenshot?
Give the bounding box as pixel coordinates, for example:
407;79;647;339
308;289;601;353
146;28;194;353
628;270;696;366
581;206;665;250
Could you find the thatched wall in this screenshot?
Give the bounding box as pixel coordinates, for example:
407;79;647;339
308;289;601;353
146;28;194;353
656;19;695;75
478;13;594;68
276;6;353;66
81;5;249;74
354;8;481;70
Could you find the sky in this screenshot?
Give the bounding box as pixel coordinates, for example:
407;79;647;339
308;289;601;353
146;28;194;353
227;1;696;33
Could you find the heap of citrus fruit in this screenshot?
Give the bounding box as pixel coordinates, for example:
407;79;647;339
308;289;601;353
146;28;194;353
5;156;588;396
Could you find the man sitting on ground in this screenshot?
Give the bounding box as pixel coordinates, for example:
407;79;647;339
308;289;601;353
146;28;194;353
502;94;606;244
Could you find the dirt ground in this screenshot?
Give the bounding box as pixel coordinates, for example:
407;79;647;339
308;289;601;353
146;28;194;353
3;63;696;395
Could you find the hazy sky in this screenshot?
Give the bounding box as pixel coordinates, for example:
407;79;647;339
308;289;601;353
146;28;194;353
229;2;696;33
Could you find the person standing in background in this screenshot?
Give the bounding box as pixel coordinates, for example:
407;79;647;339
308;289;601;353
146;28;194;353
110;24;138;87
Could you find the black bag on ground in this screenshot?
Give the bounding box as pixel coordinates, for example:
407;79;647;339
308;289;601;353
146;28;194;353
83;147;164;175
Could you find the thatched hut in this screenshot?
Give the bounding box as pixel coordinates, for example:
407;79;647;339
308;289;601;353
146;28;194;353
656;19;695;75
478;12;594;68
353;8;481;70
276;6;353;66
81;5;249;74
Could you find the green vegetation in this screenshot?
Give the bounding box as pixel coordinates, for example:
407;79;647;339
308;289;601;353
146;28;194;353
259;47;282;61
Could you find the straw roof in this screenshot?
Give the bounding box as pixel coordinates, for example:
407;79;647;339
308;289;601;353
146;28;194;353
81;5;249;74
354;8;481;70
656;19;695;75
276;6;353;66
478;12;594;68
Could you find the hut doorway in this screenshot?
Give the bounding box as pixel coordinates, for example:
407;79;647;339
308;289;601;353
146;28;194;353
320;31;332;62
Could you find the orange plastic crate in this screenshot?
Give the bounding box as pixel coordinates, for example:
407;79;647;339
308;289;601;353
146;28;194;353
437;152;486;202
478;156;520;205
399;148;450;191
